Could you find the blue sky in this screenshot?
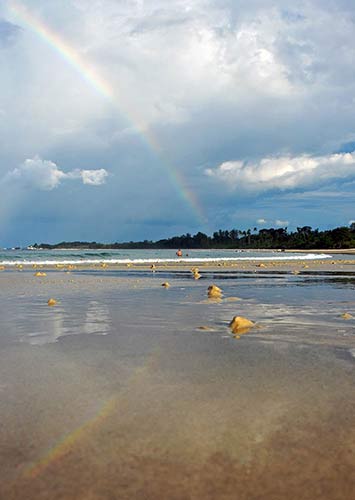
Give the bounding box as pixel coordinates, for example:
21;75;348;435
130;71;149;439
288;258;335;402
1;0;355;245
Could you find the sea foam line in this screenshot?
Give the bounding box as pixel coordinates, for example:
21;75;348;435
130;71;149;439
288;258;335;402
0;254;332;266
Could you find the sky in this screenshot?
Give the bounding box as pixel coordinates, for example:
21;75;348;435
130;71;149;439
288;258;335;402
1;0;355;246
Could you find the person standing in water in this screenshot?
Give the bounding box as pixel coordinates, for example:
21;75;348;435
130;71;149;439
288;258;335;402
176;249;182;257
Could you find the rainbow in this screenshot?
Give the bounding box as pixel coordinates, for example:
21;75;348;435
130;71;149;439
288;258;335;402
9;1;207;226
23;348;161;479
24;397;117;479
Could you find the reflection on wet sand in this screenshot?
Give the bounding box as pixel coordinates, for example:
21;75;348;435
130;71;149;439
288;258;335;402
19;300;112;345
2;341;355;500
0;270;355;499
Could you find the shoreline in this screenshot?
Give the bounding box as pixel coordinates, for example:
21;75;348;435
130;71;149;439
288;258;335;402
285;248;355;255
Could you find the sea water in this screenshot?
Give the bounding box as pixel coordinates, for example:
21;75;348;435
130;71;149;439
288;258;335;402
0;247;339;265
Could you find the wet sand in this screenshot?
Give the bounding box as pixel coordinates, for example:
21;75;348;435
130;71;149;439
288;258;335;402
1;264;355;499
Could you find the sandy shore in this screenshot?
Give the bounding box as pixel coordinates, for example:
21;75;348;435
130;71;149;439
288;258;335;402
1;257;355;274
1;266;355;499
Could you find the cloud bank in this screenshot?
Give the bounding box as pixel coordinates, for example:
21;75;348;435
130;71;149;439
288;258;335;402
206;152;355;193
4;156;108;190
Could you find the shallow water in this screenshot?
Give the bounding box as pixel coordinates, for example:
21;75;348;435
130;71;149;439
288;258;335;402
1;269;355;499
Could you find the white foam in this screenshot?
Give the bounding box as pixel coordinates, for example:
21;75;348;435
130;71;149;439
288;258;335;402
0;254;332;266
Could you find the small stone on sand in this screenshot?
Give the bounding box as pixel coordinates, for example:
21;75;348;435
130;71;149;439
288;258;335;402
47;298;57;306
208;285;222;299
229;316;254;334
341;313;353;320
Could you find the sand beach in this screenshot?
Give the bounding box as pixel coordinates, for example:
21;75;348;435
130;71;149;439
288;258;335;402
1;259;355;499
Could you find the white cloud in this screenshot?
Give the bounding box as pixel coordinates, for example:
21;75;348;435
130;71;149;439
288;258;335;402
80;168;108;185
7;157;66;190
256;217;288;227
4;156;108;190
206;151;355;193
275;219;289;227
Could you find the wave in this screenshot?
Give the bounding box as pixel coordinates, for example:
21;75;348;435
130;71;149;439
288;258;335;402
0;254;332;266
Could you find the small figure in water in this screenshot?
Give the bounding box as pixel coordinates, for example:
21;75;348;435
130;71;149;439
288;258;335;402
176;249;182;257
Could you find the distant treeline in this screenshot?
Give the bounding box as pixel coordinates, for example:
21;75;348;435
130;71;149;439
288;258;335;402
33;224;355;250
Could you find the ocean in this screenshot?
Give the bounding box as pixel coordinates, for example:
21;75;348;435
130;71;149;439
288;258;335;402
0;247;342;265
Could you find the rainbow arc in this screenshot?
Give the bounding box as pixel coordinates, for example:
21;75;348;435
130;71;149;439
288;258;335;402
9;1;206;225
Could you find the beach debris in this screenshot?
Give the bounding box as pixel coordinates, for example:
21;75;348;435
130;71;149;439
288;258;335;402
229;316;255;334
257;263;266;268
292;270;300;275
193;272;201;280
47;298;57;306
150;264;156;272
341;313;353;320
101;263;108;268
34;272;47;277
207;285;223;299
161;282;171;288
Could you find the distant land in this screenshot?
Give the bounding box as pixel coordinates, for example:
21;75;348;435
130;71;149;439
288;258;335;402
32;224;355;250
